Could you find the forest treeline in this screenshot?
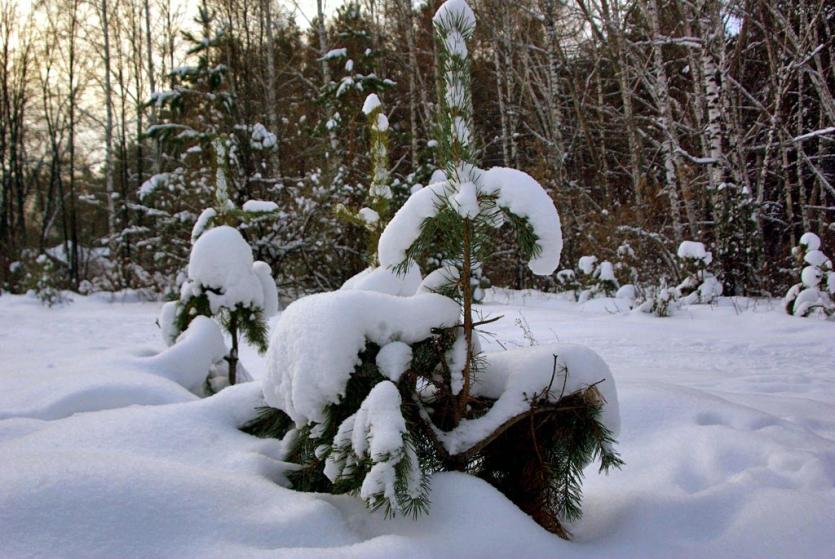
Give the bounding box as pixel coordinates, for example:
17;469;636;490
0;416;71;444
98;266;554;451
1;0;833;298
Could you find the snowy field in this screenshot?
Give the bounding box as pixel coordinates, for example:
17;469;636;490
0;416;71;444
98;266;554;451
1;290;834;558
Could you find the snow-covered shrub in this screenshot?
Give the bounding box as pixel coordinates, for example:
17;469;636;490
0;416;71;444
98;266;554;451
677;241;723;305
614;242;639;286
165;226;278;388
247;1;621;539
638;281;680;317
18;252;70;307
553;269;579;295
784;232;833;318
577;258;619;303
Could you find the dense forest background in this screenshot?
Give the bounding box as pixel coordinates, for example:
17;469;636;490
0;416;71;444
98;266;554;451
1;0;833;298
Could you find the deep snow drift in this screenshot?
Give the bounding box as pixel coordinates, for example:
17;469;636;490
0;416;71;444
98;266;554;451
1;291;834;558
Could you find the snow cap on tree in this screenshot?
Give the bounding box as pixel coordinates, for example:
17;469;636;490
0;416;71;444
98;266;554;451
187;225;264;314
433;0;476;33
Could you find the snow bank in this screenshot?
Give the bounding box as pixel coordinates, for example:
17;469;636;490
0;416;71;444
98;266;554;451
439;344;619;455
142;316;227;392
264;290;461;425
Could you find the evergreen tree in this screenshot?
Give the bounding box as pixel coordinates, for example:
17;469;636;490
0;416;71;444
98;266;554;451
137;4;278;293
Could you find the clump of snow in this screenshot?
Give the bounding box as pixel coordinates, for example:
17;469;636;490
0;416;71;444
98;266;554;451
324;381;422;512
376;342;413;382
417;264;459;295
578;255;598;275
677;240;711;263
374;113;389;132
242;200;278;213
250;123;277;150
253;261;279;318
321;48;347;60
264;290;460;425
341;262;422;297
362;93;381;115
138;173;170;200
186;226;264;314
452;181;479;218
439;344;619;455
596;260;616;282
433;0;476;33
799;231;821;251
143;316;227;392
358;207;380;225
804;250;830;268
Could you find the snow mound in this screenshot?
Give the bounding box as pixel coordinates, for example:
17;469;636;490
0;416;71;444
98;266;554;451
264;291;461;425
439;344;619;455
142;316;227;392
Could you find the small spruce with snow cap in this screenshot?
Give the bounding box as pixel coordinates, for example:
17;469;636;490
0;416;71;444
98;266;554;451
784;232;833;318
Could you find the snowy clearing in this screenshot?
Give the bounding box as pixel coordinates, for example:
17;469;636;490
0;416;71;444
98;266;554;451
1;291;834;558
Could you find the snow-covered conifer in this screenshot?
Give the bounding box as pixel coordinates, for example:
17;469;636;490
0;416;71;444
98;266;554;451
249;1;620;538
165;226;275;388
677;241;723;305
784;233;833;318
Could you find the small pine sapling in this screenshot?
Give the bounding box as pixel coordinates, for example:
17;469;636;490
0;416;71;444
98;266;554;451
247;1;621;539
335;93;393;266
784;232;834;318
577;257;618;302
677;241;723;305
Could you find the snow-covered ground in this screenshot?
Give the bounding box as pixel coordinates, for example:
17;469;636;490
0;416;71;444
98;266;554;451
1;290;834;558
